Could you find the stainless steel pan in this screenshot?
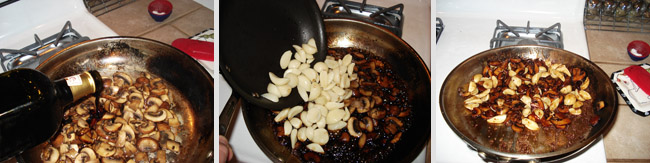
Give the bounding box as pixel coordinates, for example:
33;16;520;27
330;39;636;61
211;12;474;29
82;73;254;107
242;18;431;163
19;37;214;162
439;45;617;162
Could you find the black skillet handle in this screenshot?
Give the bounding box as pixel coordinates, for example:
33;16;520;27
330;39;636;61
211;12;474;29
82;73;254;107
219;93;242;136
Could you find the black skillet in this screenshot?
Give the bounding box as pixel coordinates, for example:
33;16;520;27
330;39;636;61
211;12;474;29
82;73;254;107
219;0;327;135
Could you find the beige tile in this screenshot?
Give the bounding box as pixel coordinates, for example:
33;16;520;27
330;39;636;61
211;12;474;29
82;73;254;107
170;7;214;36
97;0;201;36
594;63;633;105
586;30;650;64
603;104;650;160
140;25;189;45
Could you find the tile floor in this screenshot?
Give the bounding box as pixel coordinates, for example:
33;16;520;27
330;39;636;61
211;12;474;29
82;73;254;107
586;30;650;162
97;0;214;45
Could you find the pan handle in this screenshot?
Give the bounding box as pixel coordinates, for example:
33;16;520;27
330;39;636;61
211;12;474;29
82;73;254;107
219;93;242;136
468;145;541;163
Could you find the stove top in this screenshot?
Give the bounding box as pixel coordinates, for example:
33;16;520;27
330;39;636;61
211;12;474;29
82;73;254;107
321;0;404;36
490;20;563;49
0;21;90;71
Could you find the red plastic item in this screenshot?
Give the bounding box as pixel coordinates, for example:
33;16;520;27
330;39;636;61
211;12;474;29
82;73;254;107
624;65;650;95
148;0;173;22
172;38;214;61
627;40;650;61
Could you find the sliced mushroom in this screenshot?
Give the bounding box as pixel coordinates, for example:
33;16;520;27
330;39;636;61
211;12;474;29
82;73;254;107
74;148;97;163
155;150;166;163
358;133;367;148
166;140;181;154
360;117;374;132
146;97;163;107
136;137;159;152
103;122;123;132
124;142;138;156
134;152;149;162
138;121;156;134
347;117;361;137
41;146;59;163
101;157;124;163
95;142;116;157
144;109;167;122
113;72;133;86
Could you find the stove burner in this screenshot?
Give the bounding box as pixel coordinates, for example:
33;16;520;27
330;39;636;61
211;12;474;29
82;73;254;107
322;0;404;37
490;20;563;49
0;21;90;71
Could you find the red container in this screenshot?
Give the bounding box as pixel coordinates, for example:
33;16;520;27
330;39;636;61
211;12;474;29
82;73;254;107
148;0;173;22
627;40;650;61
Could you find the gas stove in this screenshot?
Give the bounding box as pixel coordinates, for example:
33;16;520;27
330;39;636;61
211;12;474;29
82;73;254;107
490;20;563;49
218;0;430;162
0;0;117;74
436;0;607;162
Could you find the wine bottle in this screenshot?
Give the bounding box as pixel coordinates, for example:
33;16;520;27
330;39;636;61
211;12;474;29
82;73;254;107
0;68;103;160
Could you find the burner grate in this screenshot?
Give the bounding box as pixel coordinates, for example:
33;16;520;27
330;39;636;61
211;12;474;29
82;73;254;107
490;20;563;49
322;0;404;37
0;21;90;72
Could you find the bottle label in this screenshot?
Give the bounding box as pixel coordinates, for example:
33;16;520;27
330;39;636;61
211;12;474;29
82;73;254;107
65;75;83;86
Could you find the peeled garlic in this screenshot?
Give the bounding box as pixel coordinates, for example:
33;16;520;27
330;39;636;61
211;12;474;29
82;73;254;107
326;109;346;124
290;118;302;128
302;43;317;55
308;84;321;101
274;108;290;122
569;108;582;115
297;75;311;92
284;121;292;136
327;121;346;131
280;50;292;69
277;85;292;97
487;114;507;124
262;93;279;102
312;128;329;145
578;90;592;101
297;127;307;142
269;72;289;86
288;106;303;118
522;118;539;130
290;129;297;149
307;143;324;154
267;83;281;97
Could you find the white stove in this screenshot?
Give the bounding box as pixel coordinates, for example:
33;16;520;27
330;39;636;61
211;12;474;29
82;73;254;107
218;0;430;162
0;0;117;74
436;0;606;162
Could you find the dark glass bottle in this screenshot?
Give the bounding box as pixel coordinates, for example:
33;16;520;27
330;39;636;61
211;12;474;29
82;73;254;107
0;69;102;161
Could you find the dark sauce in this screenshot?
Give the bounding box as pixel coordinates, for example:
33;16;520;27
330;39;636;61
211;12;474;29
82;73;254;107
270;48;414;162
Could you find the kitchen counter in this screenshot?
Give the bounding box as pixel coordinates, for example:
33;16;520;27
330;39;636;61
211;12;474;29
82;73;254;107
585;30;650;162
96;0;214;45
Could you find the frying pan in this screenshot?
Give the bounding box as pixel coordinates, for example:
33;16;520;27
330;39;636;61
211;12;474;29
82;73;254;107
439;45;617;162
219;0;327;110
19;37;214;162
241;18;430;162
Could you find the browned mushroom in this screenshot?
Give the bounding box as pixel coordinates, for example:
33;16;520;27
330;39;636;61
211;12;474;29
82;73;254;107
134;152;149;162
138;121;156;134
41;147;59;163
136;137;159;152
95;142;116;157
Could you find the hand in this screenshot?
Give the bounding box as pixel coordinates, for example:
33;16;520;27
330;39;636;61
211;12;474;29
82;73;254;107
219;135;234;163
